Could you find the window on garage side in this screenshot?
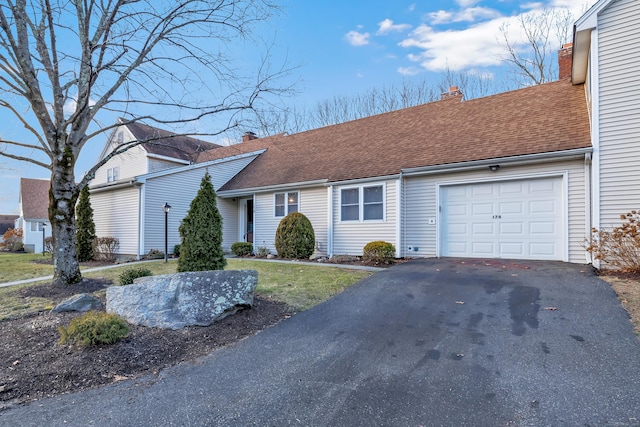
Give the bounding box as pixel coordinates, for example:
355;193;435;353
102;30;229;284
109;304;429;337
363;185;383;220
341;188;359;221
275;192;299;217
341;184;384;221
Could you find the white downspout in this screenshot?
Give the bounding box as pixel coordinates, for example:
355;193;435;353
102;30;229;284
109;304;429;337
327;185;333;258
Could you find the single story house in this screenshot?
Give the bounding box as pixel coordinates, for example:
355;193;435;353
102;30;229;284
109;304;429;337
88;0;638;265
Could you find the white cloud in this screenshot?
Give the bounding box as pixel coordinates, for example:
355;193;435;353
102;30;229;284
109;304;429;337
429;10;455;25
397;66;421;76
377;19;412;35
345;30;371;46
398;0;596;72
63;95;96;117
429;6;501;24
399;18;510;71
456;0;480;7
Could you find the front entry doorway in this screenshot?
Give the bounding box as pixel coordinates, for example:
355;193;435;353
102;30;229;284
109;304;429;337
240;198;254;243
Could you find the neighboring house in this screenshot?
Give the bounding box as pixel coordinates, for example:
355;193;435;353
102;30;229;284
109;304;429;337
15;178;51;253
0;215;19;241
571;0;640;241
89;2;638;265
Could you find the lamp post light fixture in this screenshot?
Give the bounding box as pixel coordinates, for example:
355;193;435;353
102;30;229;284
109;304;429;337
41;222;47;257
163;203;171;263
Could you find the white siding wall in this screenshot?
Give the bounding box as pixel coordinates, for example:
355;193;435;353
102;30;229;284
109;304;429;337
403;160;587;263
93;132;148;186
597;0;640;227
148;158;185;173
253;187;328;256
142;156;256;255
21;219;51;254
91;186;140;255
332;179;397;256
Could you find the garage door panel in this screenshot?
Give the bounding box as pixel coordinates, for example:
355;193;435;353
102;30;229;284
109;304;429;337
472;203;493;215
441;177;564;261
472;184;494;196
529;222;555;234
471;242;494;255
499;181;523;194
499;242;524;256
472;222;495;234
500;222;523;235
500;201;524;214
529;200;557;214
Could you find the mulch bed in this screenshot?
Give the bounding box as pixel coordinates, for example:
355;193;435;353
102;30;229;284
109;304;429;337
0;279;293;411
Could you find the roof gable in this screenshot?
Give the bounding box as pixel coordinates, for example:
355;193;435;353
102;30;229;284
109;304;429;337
20;178;49;220
206;80;590;192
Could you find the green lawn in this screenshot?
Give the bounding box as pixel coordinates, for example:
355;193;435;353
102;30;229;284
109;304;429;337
0;256;374;319
0;252;55;282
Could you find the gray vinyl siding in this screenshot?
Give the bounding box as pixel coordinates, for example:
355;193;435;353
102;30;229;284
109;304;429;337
332;179;397;256
142;156;255;255
91;186;140;255
148;158;185;173
253;187;328;256
598;0;640;227
403;159;587;263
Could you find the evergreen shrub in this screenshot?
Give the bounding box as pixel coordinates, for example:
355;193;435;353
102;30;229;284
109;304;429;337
58;311;129;346
275;212;315;259
231;242;253;256
362;241;396;264
118;267;153;286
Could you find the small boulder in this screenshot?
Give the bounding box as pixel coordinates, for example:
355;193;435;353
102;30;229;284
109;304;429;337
106;270;258;329
52;293;104;313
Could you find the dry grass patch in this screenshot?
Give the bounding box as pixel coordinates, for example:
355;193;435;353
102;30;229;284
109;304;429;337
600;274;640;336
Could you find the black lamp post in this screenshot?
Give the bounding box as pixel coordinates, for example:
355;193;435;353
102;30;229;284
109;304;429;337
163;203;171;263
41;222;47;257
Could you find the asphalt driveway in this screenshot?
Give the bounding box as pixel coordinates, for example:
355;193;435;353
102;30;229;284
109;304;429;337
2;258;640;426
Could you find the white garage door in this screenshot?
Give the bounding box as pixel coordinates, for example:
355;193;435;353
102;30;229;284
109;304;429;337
441;177;564;260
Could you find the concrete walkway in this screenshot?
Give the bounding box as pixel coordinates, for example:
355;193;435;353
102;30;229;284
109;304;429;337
2;258;639;426
0;257;382;288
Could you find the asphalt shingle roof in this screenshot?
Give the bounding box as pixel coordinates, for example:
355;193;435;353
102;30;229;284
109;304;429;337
20;178;49;219
126;122;221;163
197;79;591;192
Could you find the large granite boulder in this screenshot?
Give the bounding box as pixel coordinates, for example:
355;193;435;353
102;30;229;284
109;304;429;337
106;270;258;329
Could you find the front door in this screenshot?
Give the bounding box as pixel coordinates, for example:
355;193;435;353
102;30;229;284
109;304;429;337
240;198;254;243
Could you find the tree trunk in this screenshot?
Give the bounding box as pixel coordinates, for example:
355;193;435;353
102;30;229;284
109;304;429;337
49;153;81;286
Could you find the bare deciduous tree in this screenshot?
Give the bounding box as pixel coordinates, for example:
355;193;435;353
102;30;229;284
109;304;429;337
499;7;574;85
0;0;289;285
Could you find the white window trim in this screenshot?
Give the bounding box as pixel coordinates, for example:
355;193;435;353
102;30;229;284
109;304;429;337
107;166;120;182
274;191;300;218
339;183;386;223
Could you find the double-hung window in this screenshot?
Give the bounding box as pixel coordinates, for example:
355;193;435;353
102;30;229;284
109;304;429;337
340;184;384;221
107;166;120;182
275;192;299;217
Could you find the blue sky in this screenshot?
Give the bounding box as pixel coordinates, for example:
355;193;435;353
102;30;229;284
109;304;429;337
0;0;593;214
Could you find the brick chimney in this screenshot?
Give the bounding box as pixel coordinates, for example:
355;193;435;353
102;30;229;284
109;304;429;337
440;86;463;100
558;43;573;80
242;131;258;142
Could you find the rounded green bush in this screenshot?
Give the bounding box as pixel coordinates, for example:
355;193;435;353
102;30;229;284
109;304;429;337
363;241;396;264
275;212;315;259
118;267;153;286
58;311;129;347
231;242;253;256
